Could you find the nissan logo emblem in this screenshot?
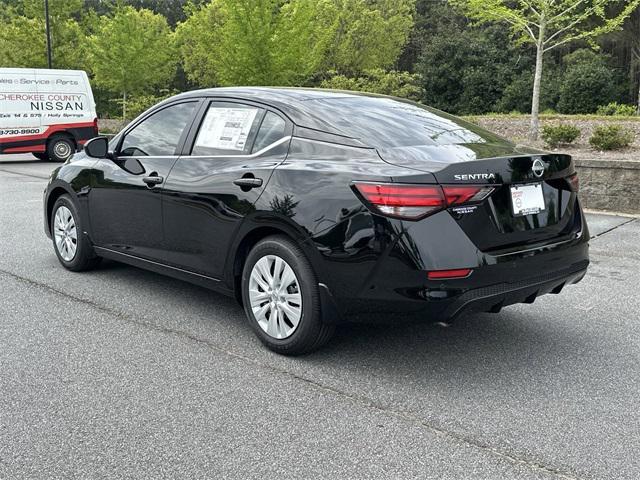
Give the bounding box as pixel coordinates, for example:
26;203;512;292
532;159;545;178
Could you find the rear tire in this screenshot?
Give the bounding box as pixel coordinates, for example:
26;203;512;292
47;135;75;162
33;152;48;161
51;194;101;272
241;235;334;355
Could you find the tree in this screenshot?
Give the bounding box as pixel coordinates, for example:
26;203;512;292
451;0;640;139
610;9;640;113
176;0;331;86
318;0;415;75
88;6;177;119
175;0;415;87
0;0;87;69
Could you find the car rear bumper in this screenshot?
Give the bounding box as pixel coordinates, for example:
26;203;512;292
316;217;589;324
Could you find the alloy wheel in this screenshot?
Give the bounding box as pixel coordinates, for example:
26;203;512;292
53;205;78;262
248;254;302;339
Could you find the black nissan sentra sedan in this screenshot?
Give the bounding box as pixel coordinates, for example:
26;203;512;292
43;87;589;354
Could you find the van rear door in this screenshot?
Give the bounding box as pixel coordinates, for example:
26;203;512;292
0;68;43;154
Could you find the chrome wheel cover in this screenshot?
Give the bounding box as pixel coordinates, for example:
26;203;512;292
53;140;72;159
248;255;302;339
53;205;78;262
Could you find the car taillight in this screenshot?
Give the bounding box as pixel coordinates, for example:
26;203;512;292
567;173;579;192
442;186;495;205
93;117;99;133
352;182;494;220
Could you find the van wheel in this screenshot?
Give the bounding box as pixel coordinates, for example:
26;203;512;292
47;135;75;162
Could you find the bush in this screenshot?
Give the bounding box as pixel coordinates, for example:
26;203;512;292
557;50;624;114
541;124;581;148
589;125;634;150
596;102;637;116
320;69;423;101
416;24;521;114
495;67;561;114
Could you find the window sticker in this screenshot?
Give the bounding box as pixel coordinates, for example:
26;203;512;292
195;107;258;151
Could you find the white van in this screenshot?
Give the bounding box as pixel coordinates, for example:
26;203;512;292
0;68;98;161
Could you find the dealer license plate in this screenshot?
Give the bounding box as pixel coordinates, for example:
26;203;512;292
510;183;545;216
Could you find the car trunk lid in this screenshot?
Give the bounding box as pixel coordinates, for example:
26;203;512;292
376;146;581;252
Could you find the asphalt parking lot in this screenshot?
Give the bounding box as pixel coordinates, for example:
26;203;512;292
1;155;639;480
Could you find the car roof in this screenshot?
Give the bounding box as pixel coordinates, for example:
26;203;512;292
170;87;381;138
167;87;509;151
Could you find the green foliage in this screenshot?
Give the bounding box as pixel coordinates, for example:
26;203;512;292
175;0;415;87
496;67;561;114
541;124;581;147
175;0;332;86
450;0;640;138
589;125;635;150
112;90;179;120
596;102;638;116
173;1;225;87
1;0;638;123
88;6;177;119
416;24;526;114
0;0;87;69
450;0;640;51
557;50;624;114
320;69;423;100
319;0;415;75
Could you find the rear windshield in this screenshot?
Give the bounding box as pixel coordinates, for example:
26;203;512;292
302;96;501;148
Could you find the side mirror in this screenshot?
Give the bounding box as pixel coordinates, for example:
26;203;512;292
84;136;109;159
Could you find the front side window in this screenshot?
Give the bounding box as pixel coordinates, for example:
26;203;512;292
252;111;286;153
192;102;262;156
119;102;196;157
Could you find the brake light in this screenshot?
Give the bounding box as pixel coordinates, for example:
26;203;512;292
93;117;99;133
567;173;579;192
352;182;494;220
428;268;472;280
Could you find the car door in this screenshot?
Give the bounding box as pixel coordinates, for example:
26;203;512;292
88;100;199;261
161;99;292;278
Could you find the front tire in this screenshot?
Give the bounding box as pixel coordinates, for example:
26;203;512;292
47;135;75;162
241;235;334;355
51;195;101;271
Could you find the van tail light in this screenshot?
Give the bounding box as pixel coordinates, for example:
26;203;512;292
566;173;579;192
352;182;494;220
93;117;99;133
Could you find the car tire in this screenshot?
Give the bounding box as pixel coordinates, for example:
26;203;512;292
47;135;75;162
241;235;334;355
33;152;49;161
51;194;101;272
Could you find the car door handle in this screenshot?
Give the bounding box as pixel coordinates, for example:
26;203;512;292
233;177;263;189
142;175;164;186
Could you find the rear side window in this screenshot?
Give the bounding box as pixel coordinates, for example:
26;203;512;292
304;97;497;148
192;102;263;156
252;111;286;153
119;102;196;157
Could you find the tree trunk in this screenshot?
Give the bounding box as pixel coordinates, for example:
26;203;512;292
529;40;545;141
122;90;127;122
